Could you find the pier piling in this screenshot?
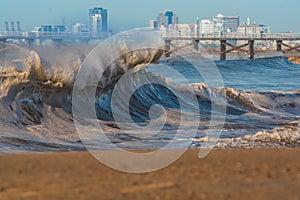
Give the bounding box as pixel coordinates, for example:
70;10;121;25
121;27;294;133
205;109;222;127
165;40;171;57
276;40;282;52
249;40;255;60
193;40;200;51
220;40;227;60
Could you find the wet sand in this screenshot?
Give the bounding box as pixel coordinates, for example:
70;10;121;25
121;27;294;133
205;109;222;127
0;149;299;200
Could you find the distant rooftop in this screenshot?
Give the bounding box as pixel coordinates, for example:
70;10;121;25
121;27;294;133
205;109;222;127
225;16;240;19
240;24;269;27
160;10;176;14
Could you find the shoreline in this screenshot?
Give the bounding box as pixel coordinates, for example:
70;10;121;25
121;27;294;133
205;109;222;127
0;148;299;200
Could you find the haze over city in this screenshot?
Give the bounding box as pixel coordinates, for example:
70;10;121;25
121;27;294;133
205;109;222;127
0;0;300;32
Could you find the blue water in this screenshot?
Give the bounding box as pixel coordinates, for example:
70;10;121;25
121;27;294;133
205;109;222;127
1;54;300;152
149;57;300;91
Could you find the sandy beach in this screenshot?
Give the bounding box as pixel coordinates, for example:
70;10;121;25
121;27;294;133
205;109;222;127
0;149;299;200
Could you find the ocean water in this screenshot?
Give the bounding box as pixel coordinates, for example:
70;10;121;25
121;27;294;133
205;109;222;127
0;42;299;153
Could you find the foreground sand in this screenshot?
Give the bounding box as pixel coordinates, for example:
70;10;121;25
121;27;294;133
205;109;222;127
0;149;299;200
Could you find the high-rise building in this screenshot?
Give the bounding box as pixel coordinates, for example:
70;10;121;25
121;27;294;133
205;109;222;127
89;7;108;33
246;17;251;26
225;16;239;32
213;14;226;35
157;10;178;28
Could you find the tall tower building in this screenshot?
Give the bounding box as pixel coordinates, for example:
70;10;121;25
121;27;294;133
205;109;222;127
89;7;108;33
157;10;178;28
247;17;251;26
213;14;226;35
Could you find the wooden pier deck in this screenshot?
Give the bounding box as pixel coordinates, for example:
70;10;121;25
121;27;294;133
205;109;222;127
163;34;300;60
1;31;300;60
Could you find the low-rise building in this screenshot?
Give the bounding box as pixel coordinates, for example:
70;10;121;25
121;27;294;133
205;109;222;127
169;24;197;37
72;23;89;33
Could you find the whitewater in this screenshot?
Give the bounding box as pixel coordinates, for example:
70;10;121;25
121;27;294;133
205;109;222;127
0;35;299;153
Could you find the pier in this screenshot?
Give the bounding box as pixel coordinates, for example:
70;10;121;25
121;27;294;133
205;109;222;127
163;33;300;60
1;31;300;60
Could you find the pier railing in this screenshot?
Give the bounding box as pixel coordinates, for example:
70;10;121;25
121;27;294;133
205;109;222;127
1;31;299;61
162;32;300;60
163;32;300;40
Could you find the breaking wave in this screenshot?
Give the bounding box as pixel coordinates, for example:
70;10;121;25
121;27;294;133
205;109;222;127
0;41;299;153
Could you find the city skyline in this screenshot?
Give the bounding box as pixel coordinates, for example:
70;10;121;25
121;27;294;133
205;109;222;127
0;0;300;32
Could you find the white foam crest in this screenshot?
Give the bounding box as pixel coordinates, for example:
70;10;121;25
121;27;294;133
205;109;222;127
0;46;43;98
191;83;300;115
216;121;300;148
190;82;227;106
33;45;91;86
42;58;81;86
75;30;164;91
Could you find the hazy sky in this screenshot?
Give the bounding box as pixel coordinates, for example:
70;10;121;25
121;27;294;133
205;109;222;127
1;0;300;32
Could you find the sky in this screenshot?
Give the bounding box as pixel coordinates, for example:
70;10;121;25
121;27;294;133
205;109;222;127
0;0;300;32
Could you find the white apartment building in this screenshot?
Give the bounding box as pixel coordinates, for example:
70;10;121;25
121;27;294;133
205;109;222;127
169;24;198;37
200;19;214;35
